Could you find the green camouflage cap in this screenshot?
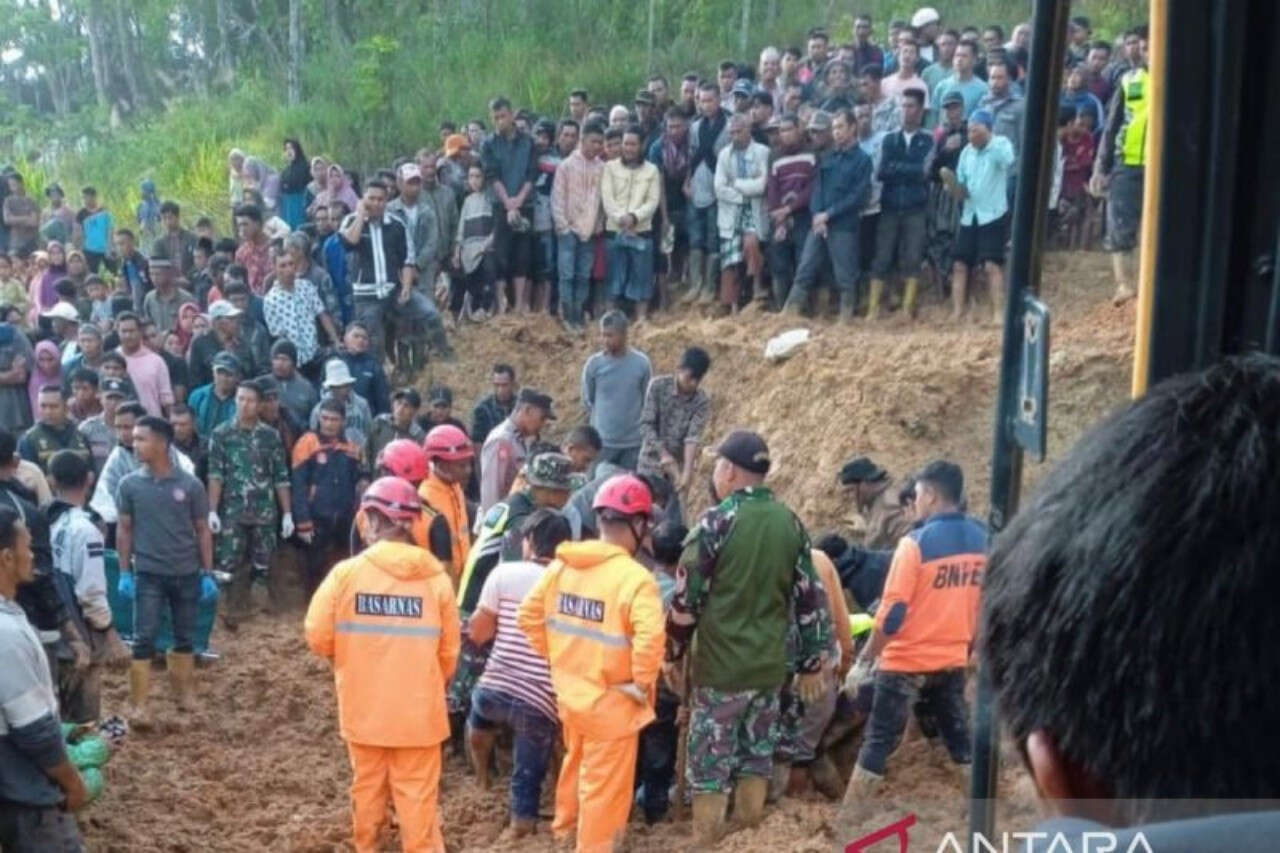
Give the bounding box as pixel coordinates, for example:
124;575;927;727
525;452;574;491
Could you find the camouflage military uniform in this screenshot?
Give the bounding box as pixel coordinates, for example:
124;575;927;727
667;486;833;794
208;419;290;618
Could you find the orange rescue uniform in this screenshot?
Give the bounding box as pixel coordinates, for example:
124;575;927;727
419;473;471;582
875;512;986;673
304;539;461;853
517;540;665;853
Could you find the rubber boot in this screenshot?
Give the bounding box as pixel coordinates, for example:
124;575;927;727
682;249;705;304
902;276;920;319
866;278;885;321
691;792;728;845
733;775;769;828
467;724;497;789
839;290;857;323
128;660;152;729
167;651;196;713
701;251;721;303
841;764;884;813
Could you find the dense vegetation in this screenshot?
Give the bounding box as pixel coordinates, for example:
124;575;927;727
1;0;1144;225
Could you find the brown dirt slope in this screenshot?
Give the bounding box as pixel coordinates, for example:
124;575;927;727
81;251;1133;851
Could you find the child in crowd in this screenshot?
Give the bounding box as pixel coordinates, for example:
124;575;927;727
86;276;113;329
453;164;496;324
0;253;29;324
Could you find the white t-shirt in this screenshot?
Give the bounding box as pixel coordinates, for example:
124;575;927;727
475;560;558;722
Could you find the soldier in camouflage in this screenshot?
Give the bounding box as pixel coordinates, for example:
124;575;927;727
207;378;293;629
839;455;913;550
666;430;834;843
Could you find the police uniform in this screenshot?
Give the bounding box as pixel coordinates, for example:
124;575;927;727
208;419;290;619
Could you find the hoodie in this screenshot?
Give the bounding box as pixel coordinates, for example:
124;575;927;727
304;539;461;747
518;540;665;740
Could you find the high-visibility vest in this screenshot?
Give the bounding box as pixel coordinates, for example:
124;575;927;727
1120;67;1149;167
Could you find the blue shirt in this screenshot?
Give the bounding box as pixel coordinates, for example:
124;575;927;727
188;384;237;437
933;75;990;117
956;135;1015;226
80;208;114;254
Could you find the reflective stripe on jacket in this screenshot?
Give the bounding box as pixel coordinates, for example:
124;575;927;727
304;539;460;747
517;540;665;740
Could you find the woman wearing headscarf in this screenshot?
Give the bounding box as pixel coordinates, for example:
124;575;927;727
279;139;311;230
229;148;248;207
241;156;281;215
137;179;162;245
28;241;66;327
305;156;329;210
308;163;360;216
27;339;62;415
175;301;201;353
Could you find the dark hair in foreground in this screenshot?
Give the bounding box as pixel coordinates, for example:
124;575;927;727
0;505;20;550
136;415;174;444
981;353;1280;813
522;509;571;560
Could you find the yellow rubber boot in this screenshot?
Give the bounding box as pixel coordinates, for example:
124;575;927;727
867;278;885;321
168;652;196;712
692;792;728;844
902;277;920;319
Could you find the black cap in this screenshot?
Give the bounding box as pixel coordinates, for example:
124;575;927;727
211;352;242;375
427;385;452;406
517;388;556;420
716;429;771;474
254;374;280;398
839;455;888;485
100;377;135;398
271;339;298;363
395;387;423;408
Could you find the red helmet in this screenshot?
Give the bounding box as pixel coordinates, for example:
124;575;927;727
592;474;653;518
361;476;422;521
378;439;429;483
423;424;474;461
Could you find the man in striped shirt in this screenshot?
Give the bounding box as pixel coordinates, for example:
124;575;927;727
465;509;570;838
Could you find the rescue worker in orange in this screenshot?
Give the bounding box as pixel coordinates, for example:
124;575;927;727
517;474;666;853
420;424;473;585
305;476;461;853
354;438;454;574
842;459;986;802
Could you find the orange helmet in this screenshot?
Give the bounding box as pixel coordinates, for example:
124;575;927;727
361;476;422;521
423;424;474;461
592;474;653;519
378;439;429;483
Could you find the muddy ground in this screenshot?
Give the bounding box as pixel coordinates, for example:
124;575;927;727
82;251;1134;851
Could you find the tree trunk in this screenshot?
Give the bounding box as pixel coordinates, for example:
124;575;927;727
739;0;751;57
214;0;234;85
112;0;143;109
287;0;302;105
646;0;655;71
86;0;111;108
326;0;345;49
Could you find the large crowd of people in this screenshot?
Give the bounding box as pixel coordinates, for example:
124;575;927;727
0;7;1160;853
